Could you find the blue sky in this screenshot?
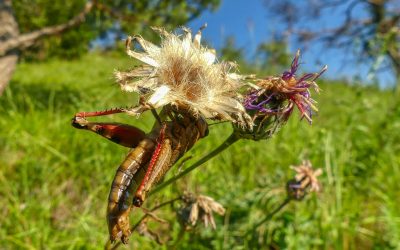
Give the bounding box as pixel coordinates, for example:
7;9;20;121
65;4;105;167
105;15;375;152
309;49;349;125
188;0;395;87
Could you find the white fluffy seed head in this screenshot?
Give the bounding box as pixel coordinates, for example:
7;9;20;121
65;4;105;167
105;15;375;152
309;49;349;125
115;26;252;127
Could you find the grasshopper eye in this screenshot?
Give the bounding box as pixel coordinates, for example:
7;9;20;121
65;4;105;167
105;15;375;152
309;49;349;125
71;117;88;129
133;197;142;207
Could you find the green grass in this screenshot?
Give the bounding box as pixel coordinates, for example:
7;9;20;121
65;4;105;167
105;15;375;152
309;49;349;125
1;53;399;249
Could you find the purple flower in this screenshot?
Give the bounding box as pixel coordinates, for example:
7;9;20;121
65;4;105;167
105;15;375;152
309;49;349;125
244;50;327;124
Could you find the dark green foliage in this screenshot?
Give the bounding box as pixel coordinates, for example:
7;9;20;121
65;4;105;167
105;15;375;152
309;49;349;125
13;0;94;59
12;0;220;60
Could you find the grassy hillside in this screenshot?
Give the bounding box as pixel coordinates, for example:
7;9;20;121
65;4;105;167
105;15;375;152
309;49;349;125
0;53;399;249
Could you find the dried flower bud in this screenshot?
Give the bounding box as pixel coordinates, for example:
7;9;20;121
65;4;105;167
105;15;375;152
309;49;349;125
286;160;323;200
234;50;327;140
177;193;225;230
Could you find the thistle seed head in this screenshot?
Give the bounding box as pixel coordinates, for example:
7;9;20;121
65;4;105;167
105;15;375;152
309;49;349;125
177;192;225;230
287;160;323;200
116;25;252;127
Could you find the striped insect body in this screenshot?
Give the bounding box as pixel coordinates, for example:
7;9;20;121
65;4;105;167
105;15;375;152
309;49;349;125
72;109;208;243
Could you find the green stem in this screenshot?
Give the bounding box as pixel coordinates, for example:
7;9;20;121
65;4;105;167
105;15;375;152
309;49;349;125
150;133;240;195
246;197;291;236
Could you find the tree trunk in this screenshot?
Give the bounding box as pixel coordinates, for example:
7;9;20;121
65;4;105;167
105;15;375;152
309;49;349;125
0;0;19;95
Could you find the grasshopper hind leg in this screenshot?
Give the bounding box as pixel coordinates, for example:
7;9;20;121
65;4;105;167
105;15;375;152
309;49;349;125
71;116;146;148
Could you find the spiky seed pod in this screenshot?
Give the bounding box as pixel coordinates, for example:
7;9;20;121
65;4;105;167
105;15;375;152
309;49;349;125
115;25;252;128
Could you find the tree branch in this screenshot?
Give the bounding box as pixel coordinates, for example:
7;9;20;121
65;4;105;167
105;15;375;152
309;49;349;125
0;1;94;56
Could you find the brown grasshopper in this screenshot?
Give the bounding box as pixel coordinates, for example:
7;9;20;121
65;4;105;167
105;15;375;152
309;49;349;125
72;106;208;243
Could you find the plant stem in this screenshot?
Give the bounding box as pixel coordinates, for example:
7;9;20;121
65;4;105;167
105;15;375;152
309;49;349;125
150;133;240;195
246;197;291;236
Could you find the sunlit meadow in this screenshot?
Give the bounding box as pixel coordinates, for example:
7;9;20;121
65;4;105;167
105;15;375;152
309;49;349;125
1;51;399;249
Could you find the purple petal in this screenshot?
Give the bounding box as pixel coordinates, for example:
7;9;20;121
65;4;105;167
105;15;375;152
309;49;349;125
282;71;294;80
290;50;300;74
297;73;315;83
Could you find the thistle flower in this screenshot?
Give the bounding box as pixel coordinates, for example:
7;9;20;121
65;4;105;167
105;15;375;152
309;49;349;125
115;25;252;127
234;50;327;140
246;50;326;123
177;193;225;230
287;160;323;200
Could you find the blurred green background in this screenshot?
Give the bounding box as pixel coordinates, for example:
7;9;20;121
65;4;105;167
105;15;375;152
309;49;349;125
1;0;399;249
